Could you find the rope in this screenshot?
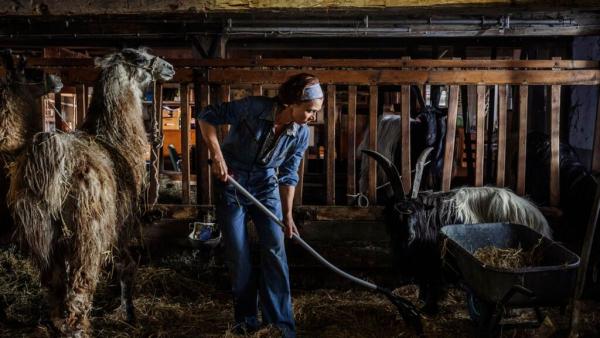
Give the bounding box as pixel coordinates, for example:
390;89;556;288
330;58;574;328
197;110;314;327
147;80;162;206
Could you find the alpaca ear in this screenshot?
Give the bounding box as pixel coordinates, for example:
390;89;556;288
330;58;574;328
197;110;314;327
94;57;103;68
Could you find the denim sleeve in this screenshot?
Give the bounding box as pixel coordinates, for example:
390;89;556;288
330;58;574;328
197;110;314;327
196;97;249;126
278;127;309;187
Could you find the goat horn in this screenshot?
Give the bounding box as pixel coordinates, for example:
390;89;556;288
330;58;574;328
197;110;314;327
411;147;434;199
361;149;406;202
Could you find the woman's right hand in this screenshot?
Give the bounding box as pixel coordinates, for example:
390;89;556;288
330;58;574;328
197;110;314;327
212;156;229;182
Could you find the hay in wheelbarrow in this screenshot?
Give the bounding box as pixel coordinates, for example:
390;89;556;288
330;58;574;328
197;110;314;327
473;238;545;269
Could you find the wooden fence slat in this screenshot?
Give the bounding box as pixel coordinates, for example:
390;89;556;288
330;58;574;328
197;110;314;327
198;83;211;205
219;85;231;138
368;85;378;203
496;84;508;187
517;85;529;196
442;85;460;192
180;83;191;204
401;85;411;192
252;84;263;96
550;85;561;207
347;85;357;205
475;85;486;186
326;84;336;205
75;84;86;128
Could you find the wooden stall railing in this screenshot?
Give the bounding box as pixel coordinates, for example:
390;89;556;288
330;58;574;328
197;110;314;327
10;58;600;209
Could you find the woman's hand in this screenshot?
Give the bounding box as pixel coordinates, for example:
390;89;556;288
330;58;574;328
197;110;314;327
212;156;229;182
283;214;300;239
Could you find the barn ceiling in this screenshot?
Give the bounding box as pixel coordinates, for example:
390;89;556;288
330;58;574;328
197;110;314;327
0;1;598;56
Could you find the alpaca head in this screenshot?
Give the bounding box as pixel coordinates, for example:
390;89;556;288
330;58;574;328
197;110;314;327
94;47;175;89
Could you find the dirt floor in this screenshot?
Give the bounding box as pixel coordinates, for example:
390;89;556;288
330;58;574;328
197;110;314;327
0;246;599;338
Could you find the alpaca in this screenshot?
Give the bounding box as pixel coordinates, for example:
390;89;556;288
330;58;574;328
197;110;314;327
8;48;174;337
0;50;63;244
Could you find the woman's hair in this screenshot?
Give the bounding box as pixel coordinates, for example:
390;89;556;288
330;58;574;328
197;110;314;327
277;73;320;105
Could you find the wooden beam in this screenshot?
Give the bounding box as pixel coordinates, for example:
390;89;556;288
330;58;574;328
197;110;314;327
550;85;561;207
496;84;508;187
198;83;212;205
442;85;460;192
475;85;486;186
368;85;378;203
401;85;411;192
593;85;600;172
347;85;357;205
180;83;191;204
208;69;600;86
25;58;600;70
516;85;529;196
326;84;336;205
75;84;86;128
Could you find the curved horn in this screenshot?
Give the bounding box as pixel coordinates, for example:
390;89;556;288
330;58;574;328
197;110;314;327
411;147;434;199
361;149;406;202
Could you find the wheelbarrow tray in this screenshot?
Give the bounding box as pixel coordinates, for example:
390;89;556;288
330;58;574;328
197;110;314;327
441;223;580;306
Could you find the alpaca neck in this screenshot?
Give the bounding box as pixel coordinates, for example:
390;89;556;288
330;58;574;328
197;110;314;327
82;66;147;156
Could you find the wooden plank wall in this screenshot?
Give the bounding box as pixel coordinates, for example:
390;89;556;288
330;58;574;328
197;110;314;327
20;58;600;207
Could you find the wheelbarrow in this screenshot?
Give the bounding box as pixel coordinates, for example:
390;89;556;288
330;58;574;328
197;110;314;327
440;223;580;336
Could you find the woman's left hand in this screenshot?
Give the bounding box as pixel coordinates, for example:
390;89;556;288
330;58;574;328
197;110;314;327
283;215;300;239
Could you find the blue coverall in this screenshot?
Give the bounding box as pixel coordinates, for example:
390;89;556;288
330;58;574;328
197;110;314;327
197;96;309;337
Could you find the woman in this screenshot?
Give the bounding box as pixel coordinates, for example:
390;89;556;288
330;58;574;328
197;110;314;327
197;73;323;337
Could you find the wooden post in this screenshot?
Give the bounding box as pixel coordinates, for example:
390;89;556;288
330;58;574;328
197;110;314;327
442;85;460;192
516;85;529;196
326;84;336;205
475;84;486;186
198;83;211;205
54;92;62;130
401;85;411;192
550;84;561;207
368;85;378;203
496;84;508;187
346;85;357;205
75;84;87;128
180;83;191;204
219;85;230;139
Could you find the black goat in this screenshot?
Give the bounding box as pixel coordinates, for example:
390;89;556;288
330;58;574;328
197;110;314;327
363;148;552;313
358;87;447;197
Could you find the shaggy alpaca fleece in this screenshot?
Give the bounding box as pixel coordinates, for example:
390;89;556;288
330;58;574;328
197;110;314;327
7;48;168;336
452;186;552;238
